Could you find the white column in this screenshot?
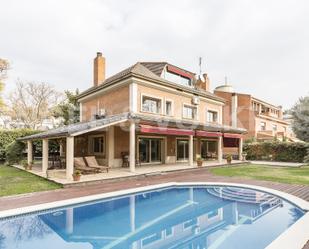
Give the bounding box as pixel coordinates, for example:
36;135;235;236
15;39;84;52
108;126;115;167
42;139;49;175
129;121;136;172
218;136;223;163
238;137;243;161
59;143;63;157
231;94;238;128
65;208;74;234
66;136;74;180
27;140;33;165
189;135;194;167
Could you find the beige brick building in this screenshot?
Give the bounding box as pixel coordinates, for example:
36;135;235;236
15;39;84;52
21;53;245;180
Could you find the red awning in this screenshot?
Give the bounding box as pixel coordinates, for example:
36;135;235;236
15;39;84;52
167;65;193;79
223;133;243;139
195;130;222;137
140;125;194;136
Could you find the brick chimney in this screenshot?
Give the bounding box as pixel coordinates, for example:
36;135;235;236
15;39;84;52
93;52;105;87
195;73;210;91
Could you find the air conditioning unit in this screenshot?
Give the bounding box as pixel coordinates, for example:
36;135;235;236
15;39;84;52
192;96;200;105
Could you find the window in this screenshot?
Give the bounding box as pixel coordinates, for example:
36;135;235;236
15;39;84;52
183;105;197;119
142;96;161;114
89;135;104;155
272;124;277;131
207;110;218;123
165;100;172;116
260;122;266;131
164;71;192;87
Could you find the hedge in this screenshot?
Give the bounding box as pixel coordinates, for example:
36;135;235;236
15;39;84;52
243;141;309;163
0;129;39;161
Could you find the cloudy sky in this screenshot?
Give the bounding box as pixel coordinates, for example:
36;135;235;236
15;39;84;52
1;0;308;109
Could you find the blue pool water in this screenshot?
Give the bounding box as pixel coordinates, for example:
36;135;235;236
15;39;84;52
0;186;305;249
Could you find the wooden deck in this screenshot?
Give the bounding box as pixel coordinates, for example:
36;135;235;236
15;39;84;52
0;167;308;248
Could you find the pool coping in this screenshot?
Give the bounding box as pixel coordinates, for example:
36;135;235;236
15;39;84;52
0;181;308;249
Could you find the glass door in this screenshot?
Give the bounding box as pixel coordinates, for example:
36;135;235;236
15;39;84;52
138;138;162;164
177;139;189;161
200;140;218;160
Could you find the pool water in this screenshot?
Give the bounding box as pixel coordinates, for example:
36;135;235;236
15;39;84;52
0;186;305;249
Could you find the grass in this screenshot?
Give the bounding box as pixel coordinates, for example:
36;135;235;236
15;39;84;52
209;164;309;185
0;165;61;197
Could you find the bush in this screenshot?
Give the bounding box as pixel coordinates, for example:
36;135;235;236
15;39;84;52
5;141;26;165
244;141;309;163
0;129;39;161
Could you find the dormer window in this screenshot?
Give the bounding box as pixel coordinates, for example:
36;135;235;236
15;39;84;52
162;65;192;87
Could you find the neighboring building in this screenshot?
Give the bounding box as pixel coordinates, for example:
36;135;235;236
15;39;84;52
214;84;290;142
20;52;245;180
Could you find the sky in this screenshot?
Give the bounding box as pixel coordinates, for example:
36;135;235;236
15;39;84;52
1;0;309;110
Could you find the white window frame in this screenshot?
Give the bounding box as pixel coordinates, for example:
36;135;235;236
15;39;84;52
140;93;163;115
164;98;174;116
206;109;219;123
88;134;105;156
260;121;266;131
182;103;198;120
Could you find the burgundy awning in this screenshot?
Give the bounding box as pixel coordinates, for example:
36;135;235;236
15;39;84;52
140;125;194;136
223;133;243;139
195;130;222;137
167;65;193;79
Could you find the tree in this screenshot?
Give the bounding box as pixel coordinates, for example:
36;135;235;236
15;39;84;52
7;80;62;129
0;58;10;108
291;96;309;142
53;89;80;125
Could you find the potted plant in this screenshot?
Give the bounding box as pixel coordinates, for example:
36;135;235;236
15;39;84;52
196;154;203;167
72;170;82;181
226;154;233;164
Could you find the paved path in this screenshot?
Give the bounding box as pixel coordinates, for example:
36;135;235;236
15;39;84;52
0;167;308;248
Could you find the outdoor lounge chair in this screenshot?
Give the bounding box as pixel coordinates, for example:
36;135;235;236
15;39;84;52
84;156;110;173
74;157;98;174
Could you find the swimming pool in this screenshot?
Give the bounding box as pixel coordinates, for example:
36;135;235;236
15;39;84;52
0;183;308;249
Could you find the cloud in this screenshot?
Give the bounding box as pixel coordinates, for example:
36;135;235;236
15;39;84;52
1;0;308;109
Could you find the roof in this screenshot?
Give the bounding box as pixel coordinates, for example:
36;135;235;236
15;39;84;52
18;113;129;141
18;112;246;141
78;62;225;103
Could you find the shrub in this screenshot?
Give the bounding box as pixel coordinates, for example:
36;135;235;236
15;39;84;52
5;141;26;165
0;129;39;160
243;141;309;163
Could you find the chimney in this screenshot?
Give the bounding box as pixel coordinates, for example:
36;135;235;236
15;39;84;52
93;52;105;87
195;73;210;91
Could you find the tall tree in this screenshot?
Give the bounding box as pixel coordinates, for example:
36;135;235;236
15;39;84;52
8;80;62;129
53;89;80;125
291;96;309;142
0;58;10;108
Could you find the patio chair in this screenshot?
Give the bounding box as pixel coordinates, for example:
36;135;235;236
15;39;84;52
74;157;98;174
84;156;110;173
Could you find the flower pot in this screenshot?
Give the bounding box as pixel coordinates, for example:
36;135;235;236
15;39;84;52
72;174;81;181
28;164;33;170
227;158;232;164
197;160;203;167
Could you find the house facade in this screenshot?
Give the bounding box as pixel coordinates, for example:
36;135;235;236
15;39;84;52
214;84;289;142
20;52;245;180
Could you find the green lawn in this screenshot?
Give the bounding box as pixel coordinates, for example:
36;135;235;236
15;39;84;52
210;164;309;185
0;165;61;197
